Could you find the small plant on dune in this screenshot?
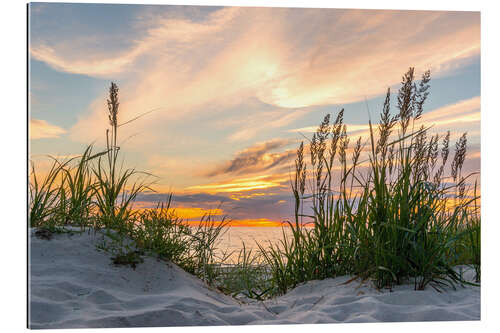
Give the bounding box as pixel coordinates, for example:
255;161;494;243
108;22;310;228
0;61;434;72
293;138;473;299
187;212;230;285
111;250;145;270
132;195;193;262
261;67;480;294
218;243;273;300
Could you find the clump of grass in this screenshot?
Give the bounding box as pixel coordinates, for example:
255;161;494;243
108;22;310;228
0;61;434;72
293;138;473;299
56;146;110;231
260;67;480;294
128;201;230;281
457;181;481;282
186;213;230;285
467;216;481;282
29;144;110;231
131;195;192;262
217;243;273;300
29;157;69;228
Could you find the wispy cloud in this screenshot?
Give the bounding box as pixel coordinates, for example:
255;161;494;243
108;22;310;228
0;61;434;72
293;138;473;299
30;44;145;77
206;139;295;177
420;96;480;128
30;118;67;139
30;8;479;146
227;107;310;141
30;7;241;77
289;96;480;139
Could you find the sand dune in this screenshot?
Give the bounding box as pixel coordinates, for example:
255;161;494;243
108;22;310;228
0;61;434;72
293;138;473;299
28;228;480;329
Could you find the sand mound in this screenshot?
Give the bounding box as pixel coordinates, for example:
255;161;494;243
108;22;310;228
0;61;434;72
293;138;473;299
29;228;480;328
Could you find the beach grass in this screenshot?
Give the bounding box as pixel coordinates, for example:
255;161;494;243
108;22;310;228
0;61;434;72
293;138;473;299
217;243;273;300
257;68;480;296
29;69;480;300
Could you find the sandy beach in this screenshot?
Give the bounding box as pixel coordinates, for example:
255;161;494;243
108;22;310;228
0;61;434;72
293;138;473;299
29;228;480;329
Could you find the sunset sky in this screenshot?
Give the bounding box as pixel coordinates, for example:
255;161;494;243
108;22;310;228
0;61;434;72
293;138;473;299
28;3;480;226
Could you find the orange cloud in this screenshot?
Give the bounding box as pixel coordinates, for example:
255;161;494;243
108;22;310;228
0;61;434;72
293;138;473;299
186;174;289;193
30;119;67;139
206;139;294;177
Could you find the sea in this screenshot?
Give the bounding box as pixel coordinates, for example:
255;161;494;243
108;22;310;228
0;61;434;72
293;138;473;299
216;227;294;264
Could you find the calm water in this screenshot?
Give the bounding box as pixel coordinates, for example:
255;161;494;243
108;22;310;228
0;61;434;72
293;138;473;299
216;227;293;264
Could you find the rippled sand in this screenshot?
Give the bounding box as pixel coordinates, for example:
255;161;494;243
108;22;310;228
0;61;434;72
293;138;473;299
29;228;480;328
